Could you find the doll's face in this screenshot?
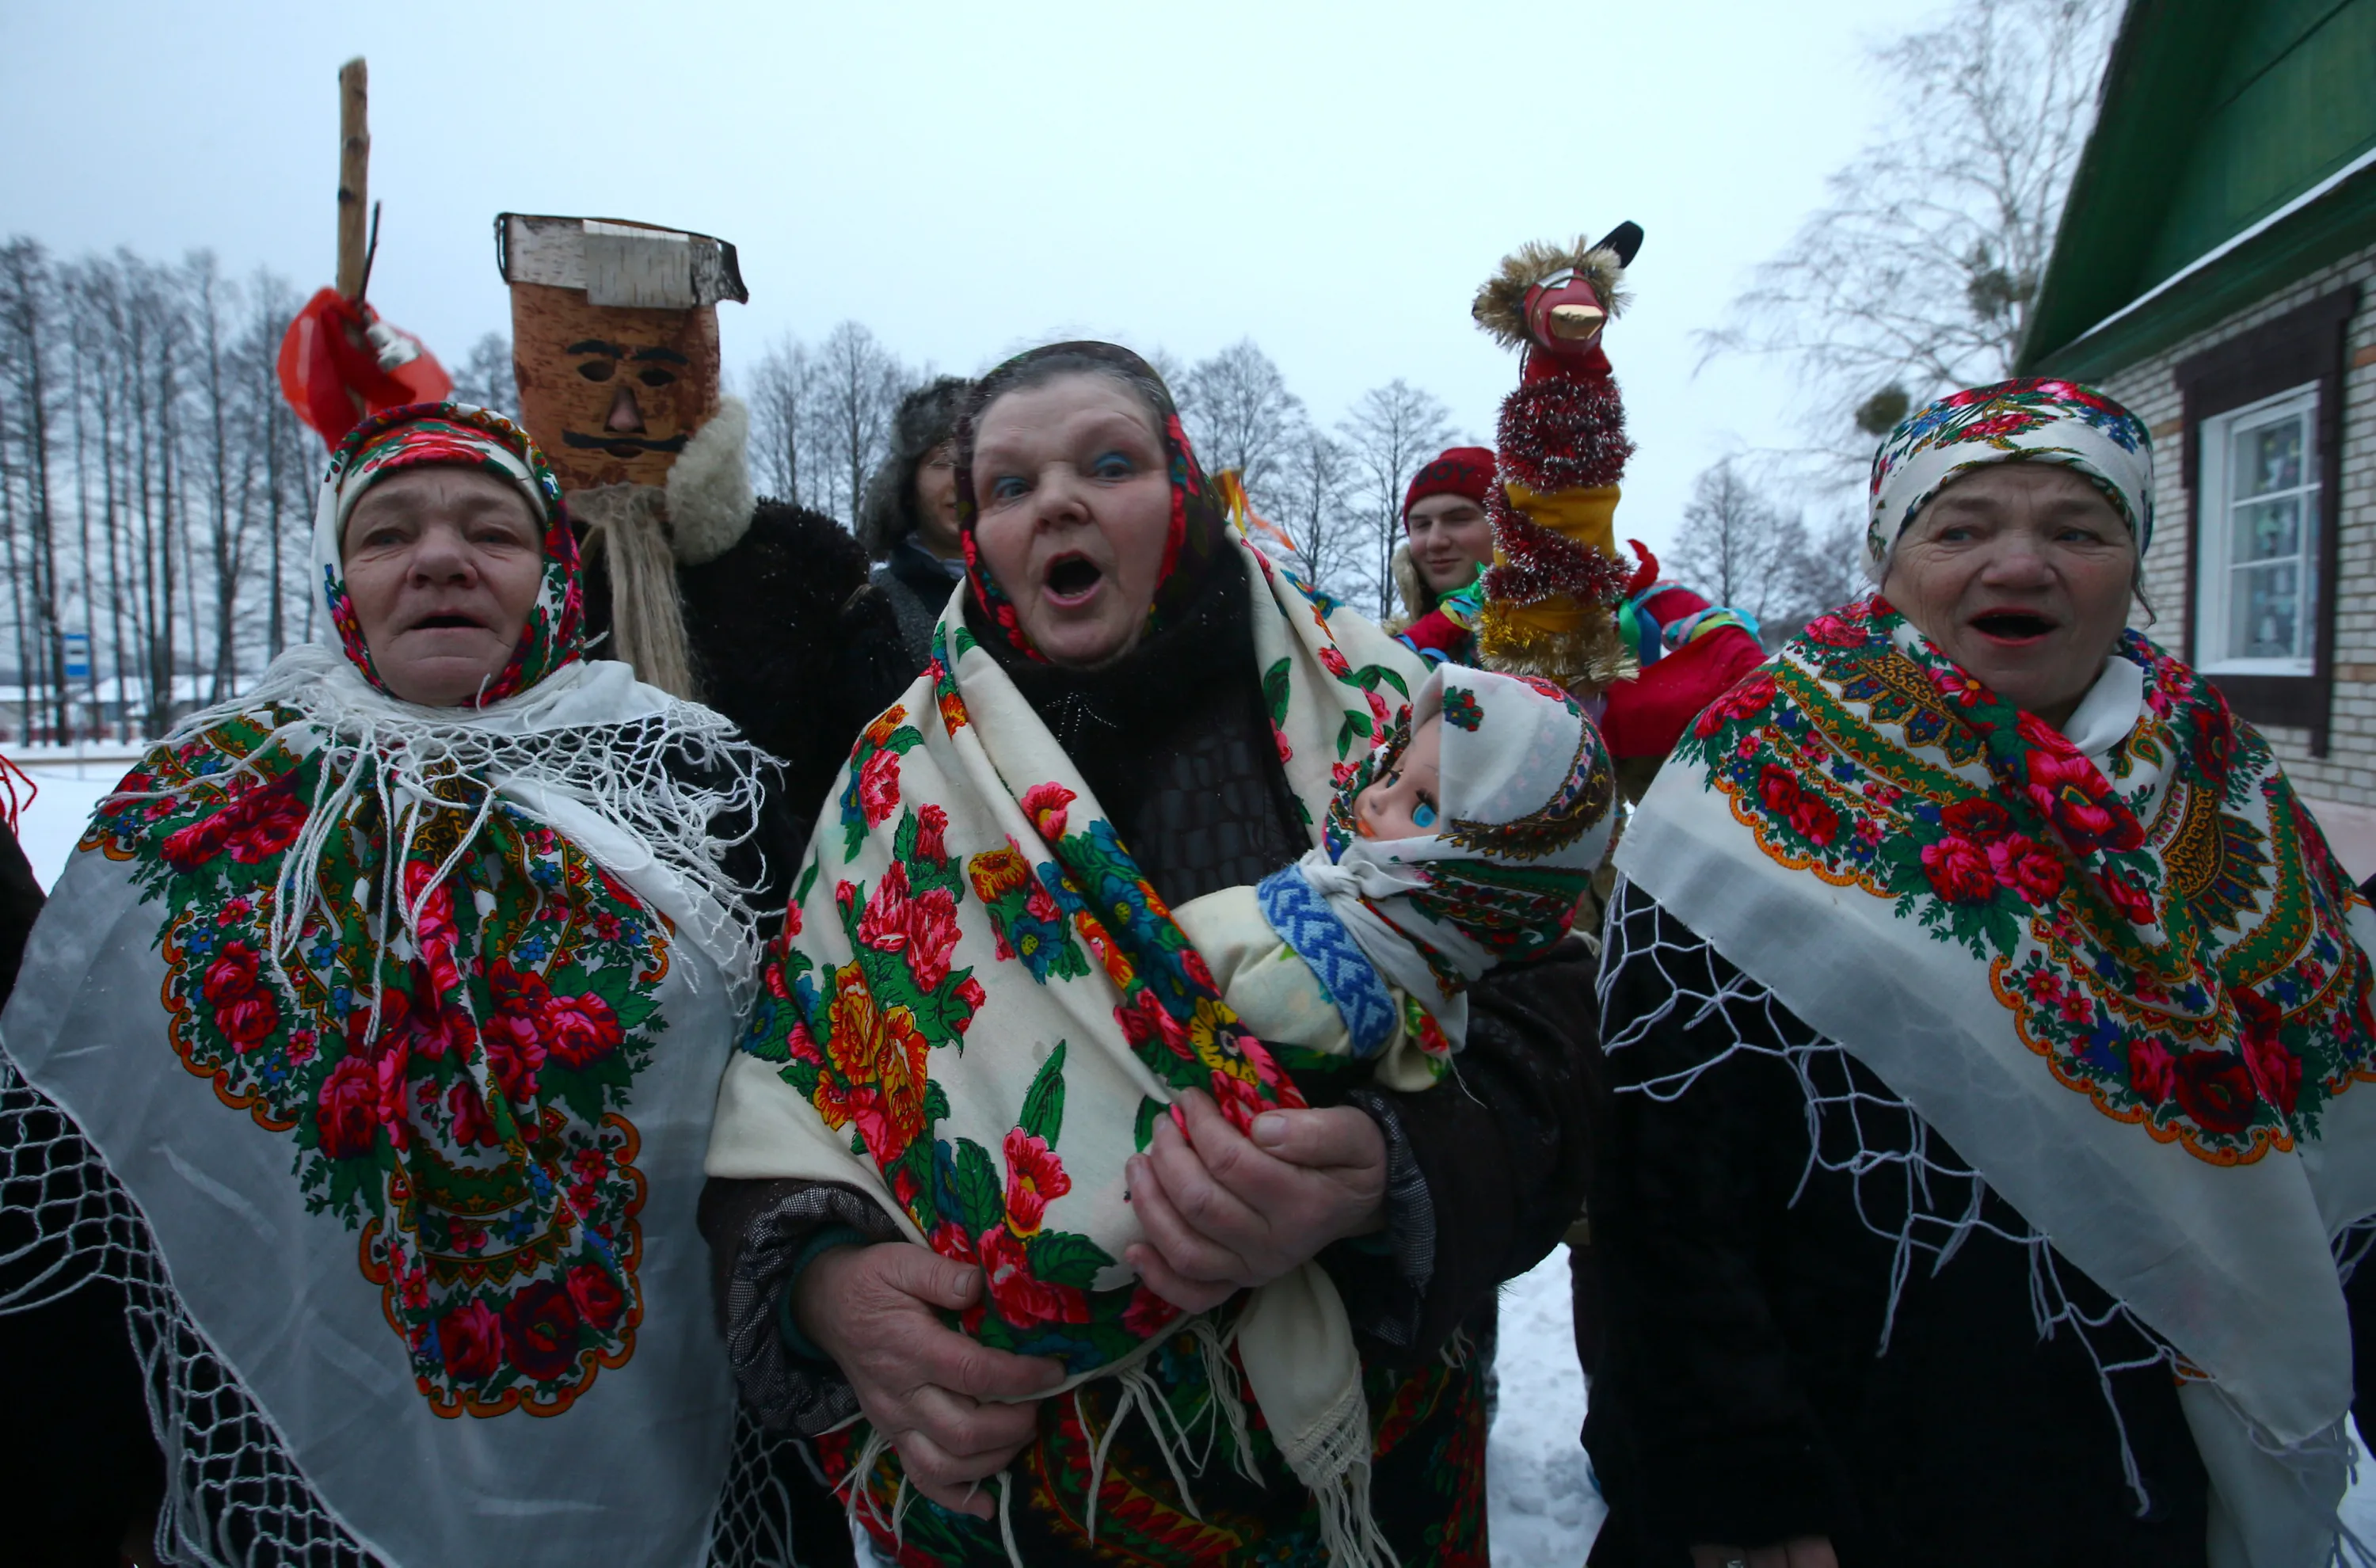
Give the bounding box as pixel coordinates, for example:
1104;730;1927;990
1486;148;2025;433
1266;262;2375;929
508;281;721;490
1354;715;1444;839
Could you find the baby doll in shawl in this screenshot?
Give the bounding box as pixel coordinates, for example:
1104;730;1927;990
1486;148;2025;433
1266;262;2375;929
1175;664;1614;1091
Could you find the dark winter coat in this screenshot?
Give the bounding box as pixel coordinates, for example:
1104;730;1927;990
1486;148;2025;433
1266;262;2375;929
870;536;963;676
581;499;912;824
700;544;1600;1489
1582;880;2229;1568
0;823;169;1566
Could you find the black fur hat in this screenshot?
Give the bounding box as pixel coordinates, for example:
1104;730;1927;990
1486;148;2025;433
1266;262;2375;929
856;375;973;559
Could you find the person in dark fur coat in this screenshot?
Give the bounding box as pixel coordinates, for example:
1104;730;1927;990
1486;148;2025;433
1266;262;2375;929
579;495;910;820
855;375;973;672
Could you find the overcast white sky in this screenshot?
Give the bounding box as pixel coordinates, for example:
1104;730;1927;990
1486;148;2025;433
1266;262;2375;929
1;0;1930;559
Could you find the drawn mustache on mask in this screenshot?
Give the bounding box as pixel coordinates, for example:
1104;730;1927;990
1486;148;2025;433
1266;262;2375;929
560;431;690;455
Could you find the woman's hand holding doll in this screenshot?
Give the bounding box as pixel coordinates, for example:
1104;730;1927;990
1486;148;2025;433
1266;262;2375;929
1124;1088;1388;1312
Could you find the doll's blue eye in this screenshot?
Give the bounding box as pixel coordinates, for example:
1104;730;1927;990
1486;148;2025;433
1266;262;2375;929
1413;801;1437;828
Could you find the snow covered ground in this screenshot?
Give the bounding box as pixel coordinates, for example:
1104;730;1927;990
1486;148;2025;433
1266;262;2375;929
13;755;127;889
1489;1245;1605;1565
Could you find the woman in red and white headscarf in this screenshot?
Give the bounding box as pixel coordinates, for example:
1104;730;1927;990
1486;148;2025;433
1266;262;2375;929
1586;379;2376;1568
0;405;818;1566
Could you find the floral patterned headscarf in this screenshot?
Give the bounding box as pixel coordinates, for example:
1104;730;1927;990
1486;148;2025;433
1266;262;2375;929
952;341;1230;661
318;402;583;704
1867;378;2154;576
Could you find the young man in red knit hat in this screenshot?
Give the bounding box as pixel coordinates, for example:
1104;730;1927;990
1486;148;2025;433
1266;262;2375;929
1392;445;1498;665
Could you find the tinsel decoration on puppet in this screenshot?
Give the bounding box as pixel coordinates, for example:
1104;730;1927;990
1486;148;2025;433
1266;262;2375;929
1470;223;1646;691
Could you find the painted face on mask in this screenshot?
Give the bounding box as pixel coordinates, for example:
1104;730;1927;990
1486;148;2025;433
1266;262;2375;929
497;215;745;492
508;286;721;490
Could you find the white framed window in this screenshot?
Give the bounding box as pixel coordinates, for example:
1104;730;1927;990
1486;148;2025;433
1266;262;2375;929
2194;382;2321;676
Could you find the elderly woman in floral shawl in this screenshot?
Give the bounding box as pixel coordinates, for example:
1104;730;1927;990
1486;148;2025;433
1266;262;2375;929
1585;379;2376;1568
703;342;1599;1566
0;405;820;1566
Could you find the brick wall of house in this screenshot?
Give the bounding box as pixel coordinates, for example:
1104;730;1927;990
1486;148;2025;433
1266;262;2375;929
2096;242;2376;829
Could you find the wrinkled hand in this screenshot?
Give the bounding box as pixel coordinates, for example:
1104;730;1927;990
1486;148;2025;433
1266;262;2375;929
1689;1537;1840;1568
794;1241;1064;1519
1124;1089;1388;1312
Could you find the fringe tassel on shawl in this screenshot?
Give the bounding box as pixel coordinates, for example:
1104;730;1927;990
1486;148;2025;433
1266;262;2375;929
1280;1359;1400;1568
573;482;702;701
1194;1311;1261;1484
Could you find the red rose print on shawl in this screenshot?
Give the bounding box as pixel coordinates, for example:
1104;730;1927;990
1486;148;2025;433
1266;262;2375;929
203;941;280;1049
857;861;964;993
2172;1052;2258;1136
317;1053;382;1159
504;1281;582;1382
977;1224;1090;1330
2127;1037;2176;1105
2236;991;2302;1117
545;991;623;1071
2014;714;2142;853
914;804;950;862
565;1263;627;1331
1986;834;2065;904
1757;764;1838;847
438;1300;505;1382
857;748;902;828
159;774;308;871
1695;672;1777;738
2096;867;2156;927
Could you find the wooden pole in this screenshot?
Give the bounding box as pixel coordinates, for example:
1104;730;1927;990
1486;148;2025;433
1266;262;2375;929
335;59;370;299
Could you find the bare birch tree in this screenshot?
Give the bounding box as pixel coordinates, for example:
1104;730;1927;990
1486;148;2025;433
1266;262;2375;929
817;322;908;527
1670;459;1871;647
0;240;65;736
1338;380;1452;620
0;242;326;739
748;333;820;509
1669;459;1803;630
451;332;515;417
1179;339;1304;510
1702;0;2114;462
1270;424;1365;601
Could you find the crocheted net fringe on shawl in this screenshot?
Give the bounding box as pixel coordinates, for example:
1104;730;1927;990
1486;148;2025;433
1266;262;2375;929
0;1049;829;1568
139;645;772;1000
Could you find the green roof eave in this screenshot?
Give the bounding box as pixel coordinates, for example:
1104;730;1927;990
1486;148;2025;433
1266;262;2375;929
2018;0;2241;371
2019;147;2376;380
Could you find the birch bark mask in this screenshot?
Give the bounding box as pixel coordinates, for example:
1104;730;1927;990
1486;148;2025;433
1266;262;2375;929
497;215;748;492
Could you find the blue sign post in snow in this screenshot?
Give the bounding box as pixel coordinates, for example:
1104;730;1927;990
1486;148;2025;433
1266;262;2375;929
62;632;91;681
